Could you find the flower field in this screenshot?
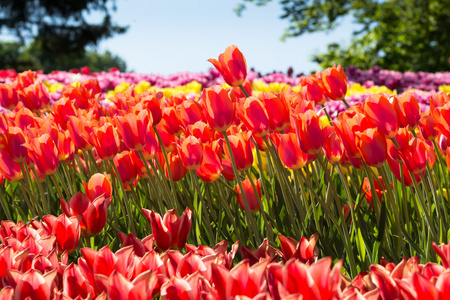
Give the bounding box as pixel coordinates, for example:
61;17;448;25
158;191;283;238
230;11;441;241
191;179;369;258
1;45;450;299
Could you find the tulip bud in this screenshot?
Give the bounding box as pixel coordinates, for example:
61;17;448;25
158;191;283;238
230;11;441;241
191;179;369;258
235;178;261;213
208;45;247;87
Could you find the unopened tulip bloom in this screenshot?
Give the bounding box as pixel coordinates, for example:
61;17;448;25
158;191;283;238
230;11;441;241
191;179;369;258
392;93;420;129
299;74;328;105
140;91;165;126
177;136;203;170
418;112;439;141
142;207;192;250
0;147;23;181
208;45;247;87
178;99;204;127
364;93;398;139
432;102;450;138
159;106;184;136
356;128;387;168
24;133;59;175
0;83;18;110
321;65;348;100
201;85;237;132
235;178;262;213
67;115;93;151
323;131;345;164
165;151;188;182
113;151;138;187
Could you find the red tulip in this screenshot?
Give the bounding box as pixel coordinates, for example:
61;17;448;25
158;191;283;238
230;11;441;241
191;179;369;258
17;80;50;112
4;126;28;163
321;65;348;101
0;147;23;181
178;99;204;127
323;130;345;164
223;132;253;171
362;176;393;207
299;74;328;105
258;92;290;132
67;115;94;151
364;93;398;139
398;137;429;174
235;178;261;213
391;93;420;129
24;133;59;175
201;85;237;132
51;97;78;130
278;233;319;264
177;136;203;170
208;45;247;87
277;133;309;170
0;83;19;110
82;173;112;201
116;110;152;151
43;214;81;254
90;123;119;161
196;142;223;183
292;110;325;155
63;263;95;299
142;207;192;250
430;91;449;111
113;151;138;188
239;96;270;137
355;128;387;168
159;106;184;136
165;151;188;182
140;91;165;126
6;269;57;300
232;79;252;98
185;121;215;143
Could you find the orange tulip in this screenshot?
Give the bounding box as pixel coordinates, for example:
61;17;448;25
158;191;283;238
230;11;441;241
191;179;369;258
224;132;253;171
364;93;398;139
208;45;247;87
391;93;420;129
24;133;59;175
321;65;347;101
432;102;450;138
292;110;325;155
258;92;290;132
90;123;119;161
57;130;75;163
176;136;203;171
116;110;152;151
240;96;270;137
299;74;328;105
323;130;345;164
277;133;309;170
201;85;236;132
235;178;262;213
4;126;28;163
355;128;387;168
196;142;222;183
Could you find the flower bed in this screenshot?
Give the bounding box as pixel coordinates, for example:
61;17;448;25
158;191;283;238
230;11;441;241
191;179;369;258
1;45;450;299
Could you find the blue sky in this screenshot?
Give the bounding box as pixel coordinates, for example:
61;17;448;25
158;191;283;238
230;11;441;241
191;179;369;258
3;0;358;75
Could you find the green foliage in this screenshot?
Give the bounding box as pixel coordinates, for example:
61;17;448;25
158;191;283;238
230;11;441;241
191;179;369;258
237;0;450;72
0;0;127;72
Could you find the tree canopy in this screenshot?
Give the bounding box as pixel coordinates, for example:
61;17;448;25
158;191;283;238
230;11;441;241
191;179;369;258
236;0;450;72
0;0;127;72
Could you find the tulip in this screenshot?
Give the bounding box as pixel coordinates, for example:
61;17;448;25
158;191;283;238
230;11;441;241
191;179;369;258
51;98;78;130
178;99;204;127
432;102;450;139
177;136;203;170
113;151;138;187
208;45;247;87
6;269;57;300
164;151;188;182
140;91;165;126
364;93;398;139
299;74;328;105
17;80;51;112
235;178;262;213
63;263;95;299
418;112;439;141
292;110;325;155
355;128;387;168
159;106;184;136
398;137;429;174
430;91;449;111
42;214;81;254
232;79;252;98
15;107;38;131
142;207;192;250
185;121;215;143
90;123;119;160
278;233;319;264
258;92;290;132
321;65;348;101
196;142;223;183
82;173;112;201
116;110;152;151
24;133;59;175
391;93;420;129
239;96;270;137
0;147;23;182
201;85;237;132
0;83;19;110
323;130;345;164
67;115;93;151
223;132;253;171
277;133;309;170
4;126;28;163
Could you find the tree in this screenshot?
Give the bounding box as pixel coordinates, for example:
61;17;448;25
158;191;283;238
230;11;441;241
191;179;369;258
236;0;450;72
0;0;127;72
